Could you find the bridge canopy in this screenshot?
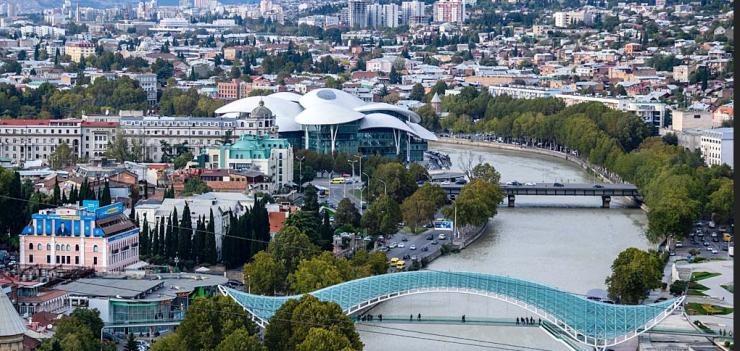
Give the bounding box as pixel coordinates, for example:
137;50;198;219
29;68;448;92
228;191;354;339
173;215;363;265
221;271;682;348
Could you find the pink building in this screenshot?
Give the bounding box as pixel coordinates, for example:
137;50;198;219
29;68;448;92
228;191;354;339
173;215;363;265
19;201;140;273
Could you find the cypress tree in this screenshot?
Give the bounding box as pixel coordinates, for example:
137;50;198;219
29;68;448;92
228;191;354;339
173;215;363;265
158;216;166;257
69;185;77;204
101;181;111;206
52;178;61;205
167;207;178;259
204;209;217;264
193;216;206;264
151;217;160;258
177;202;193;261
140;215;149;257
61;190;67;205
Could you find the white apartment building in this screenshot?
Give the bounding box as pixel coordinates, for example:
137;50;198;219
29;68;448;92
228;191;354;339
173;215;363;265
671;109;713;131
553;9;598;28
347;0;369;28
401;1;425;24
123;73;158;104
368;4;400;28
700;128;733;168
0;119;117;165
434;0;464;24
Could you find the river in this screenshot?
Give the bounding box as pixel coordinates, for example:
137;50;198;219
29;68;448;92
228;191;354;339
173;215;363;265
357;142;652;351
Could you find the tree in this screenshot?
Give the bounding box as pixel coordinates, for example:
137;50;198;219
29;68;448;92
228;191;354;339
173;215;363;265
243;251;286;295
264;295;361;351
174;151;193;169
268;226;319;274
707;178;733;224
182;177;212;195
124;333;137;351
203;209;217;264
105;131;136;162
369;162;417;203
157;296;259;351
288;252;353;294
49;142;76;169
409;83;425;101
100;181;111;206
605;248;663;304
389;66;401;84
334;198;360;229
302;184;319;212
150;333;186;351
443;179;503;228
296;328;354;351
151;58;174;82
402;183;446;233
470;163;501;184
361;194;402;237
215;328;266;351
38;308;105;351
178;202;193;261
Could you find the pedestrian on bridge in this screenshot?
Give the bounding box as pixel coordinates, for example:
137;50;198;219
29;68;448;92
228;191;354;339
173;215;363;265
538;318;541;325
530;317;534;325
462;315;466;323
417;313;421;321
410;314;413;321
516;318;520;325
379;314;382;322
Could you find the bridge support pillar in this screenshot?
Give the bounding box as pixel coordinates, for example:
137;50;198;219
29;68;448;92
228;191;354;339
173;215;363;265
507;195;515;208
601;196;611;208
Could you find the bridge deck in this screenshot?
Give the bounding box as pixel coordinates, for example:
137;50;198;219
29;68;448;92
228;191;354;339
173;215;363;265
440;182;639;196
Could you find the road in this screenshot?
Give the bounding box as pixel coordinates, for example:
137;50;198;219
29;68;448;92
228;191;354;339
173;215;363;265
383;228;454;269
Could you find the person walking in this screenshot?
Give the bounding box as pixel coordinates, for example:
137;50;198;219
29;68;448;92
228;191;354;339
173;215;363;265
410;314;413;321
462;315;466;323
417;313;421;321
516;317;520;325
379;314;383;322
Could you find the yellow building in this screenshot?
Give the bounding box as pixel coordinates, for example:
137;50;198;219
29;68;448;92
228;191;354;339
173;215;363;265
65;41;96;63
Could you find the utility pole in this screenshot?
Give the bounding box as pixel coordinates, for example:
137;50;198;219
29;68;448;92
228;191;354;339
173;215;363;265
296;155;305;193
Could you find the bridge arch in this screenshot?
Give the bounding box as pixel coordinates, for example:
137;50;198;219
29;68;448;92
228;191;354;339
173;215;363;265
220;271;683;349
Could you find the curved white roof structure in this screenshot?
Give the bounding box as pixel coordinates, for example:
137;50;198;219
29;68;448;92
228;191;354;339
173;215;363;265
216;89;436;141
407;122;438;141
359;113;416;134
354;103;421;124
215;95;303;132
294;103;365;125
299;88;366;109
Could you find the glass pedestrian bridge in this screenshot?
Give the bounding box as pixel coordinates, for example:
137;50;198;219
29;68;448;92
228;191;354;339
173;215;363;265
220;271;684;349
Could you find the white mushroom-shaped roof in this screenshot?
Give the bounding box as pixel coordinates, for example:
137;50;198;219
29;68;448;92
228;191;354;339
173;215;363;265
406;122;438;141
215;95;303;132
359;113;416;134
294;103;365;126
299;88;366;109
270;91;303;102
354;102;421;123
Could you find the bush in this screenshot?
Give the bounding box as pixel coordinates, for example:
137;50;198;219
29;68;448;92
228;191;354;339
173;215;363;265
669;280;688;295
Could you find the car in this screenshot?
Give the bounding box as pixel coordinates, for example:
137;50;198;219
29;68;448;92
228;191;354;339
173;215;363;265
455;179;468;185
431;240;439;245
411;255;417;261
675;241;683;248
390;257;400;264
421;246;429;252
389;242;398;248
593;184;603;188
705;246;713;251
438;233;446;240
424;223;434;228
425;234;433;240
703;241;710;246
441;180;451;185
401;237;408;242
669;251;676;256
398;243;405;248
524;182;536;186
553;182;564;187
398;222;406;227
409;245;416;250
378;246;389;252
713;237;720;242
402;254;411;260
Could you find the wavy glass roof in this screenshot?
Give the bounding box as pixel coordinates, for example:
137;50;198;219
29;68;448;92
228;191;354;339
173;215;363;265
221;271;682;348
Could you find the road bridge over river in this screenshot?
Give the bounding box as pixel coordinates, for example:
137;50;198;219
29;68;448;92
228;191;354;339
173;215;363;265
439;182;640;208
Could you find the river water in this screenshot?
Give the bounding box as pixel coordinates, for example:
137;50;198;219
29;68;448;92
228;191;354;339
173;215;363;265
358;143;651;351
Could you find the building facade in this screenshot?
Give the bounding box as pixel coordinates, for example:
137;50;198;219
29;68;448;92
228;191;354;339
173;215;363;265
65;41;96;63
347;0;369;28
434;0;464;24
203;134;293;189
19;201;140;273
700;128;733;168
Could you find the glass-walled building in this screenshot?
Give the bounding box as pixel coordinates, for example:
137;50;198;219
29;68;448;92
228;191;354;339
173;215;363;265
214;88;437;162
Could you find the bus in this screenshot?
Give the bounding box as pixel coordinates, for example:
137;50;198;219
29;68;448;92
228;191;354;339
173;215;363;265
314;185;330;197
330;177;346;184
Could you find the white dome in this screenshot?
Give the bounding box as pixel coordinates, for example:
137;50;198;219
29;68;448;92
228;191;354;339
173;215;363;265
359;113;416;134
215;96;303;132
294;103;365;126
299;88;366;109
354;102;421;123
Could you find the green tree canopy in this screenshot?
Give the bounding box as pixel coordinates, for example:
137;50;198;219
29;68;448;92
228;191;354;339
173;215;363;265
605;248;663;304
243;251;286;295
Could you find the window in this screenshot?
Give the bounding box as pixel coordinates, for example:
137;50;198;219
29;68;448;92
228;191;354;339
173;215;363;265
56;255;60;264
75;256;79;264
93;245;98;252
66;256;70;264
37;244;42;250
56;244;60;251
66;244;70;251
47;244;51;250
29;254;33;263
29;243;33;250
75;244;79;251
93;257;97;265
47;255;50;263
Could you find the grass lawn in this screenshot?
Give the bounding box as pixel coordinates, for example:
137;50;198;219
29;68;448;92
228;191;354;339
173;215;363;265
721;284;734;293
691;271;721;281
686;303;734;315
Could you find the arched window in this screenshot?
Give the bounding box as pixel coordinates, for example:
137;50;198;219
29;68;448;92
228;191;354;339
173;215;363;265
56;244;60;251
66;244;71;251
37;244;42;251
47;244;51;251
93;245;98;253
75;244;79;251
29;243;33;250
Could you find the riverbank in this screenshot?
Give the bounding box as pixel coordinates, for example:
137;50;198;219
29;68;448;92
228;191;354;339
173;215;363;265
431;137;645;210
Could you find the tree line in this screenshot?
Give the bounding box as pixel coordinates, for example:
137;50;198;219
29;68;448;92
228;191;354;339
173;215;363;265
433;92;733;241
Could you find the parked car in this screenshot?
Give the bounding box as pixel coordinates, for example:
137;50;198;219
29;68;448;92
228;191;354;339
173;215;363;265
409;245;416;250
524;182;536;186
425;234;433;240
421;246;429;252
438;233;446;240
401;237;408;242
553;182;564;187
431;240;439;245
398;243;405;248
593;184;603;188
389;242;398;248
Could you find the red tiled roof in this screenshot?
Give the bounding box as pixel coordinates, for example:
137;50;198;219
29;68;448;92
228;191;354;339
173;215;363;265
17;289;67;304
81;121;118;127
0;119;51;126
